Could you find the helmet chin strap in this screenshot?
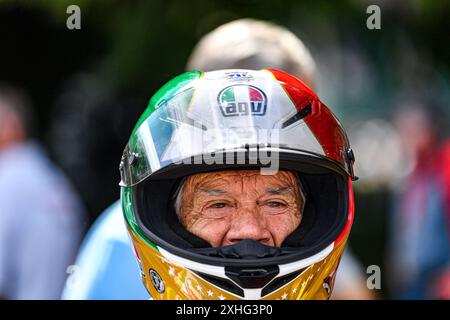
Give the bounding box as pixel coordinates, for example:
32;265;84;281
190;239;293;259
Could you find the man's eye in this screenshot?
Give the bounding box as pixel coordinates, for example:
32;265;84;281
266;201;286;208
211;202;227;209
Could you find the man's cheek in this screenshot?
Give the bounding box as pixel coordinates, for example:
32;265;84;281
267;216;298;244
191;220;229;247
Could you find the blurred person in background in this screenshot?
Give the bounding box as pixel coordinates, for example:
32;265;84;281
63;18;373;300
332;248;375;300
0;85;85;299
388;99;450;299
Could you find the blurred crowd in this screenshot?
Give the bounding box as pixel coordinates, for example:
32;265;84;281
349;99;450;299
0;85;85;299
1;1;449;300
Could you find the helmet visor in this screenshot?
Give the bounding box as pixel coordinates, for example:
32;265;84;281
119;80;326;186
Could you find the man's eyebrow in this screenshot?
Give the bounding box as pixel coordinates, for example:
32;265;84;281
266;187;293;195
198;188;227;196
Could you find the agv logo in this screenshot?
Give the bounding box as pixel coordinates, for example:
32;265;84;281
218;85;267;117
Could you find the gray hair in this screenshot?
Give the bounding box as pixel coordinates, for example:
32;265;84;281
173;178;187;219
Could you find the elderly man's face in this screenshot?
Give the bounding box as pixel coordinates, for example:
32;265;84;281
179;170;303;247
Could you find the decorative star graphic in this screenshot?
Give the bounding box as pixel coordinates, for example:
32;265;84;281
196;284;203;292
281;293;288;300
218;294;226;300
207;290;213;297
292;287;298;294
168;267;175;276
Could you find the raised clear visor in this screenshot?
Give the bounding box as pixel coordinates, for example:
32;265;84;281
119;73;324;186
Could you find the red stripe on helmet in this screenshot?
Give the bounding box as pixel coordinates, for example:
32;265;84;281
265;68;317;99
335;176;354;245
306;100;349;165
132;241;142;261
266;68;349;167
265;68;316;111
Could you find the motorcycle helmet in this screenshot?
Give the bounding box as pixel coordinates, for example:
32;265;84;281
120;68;356;300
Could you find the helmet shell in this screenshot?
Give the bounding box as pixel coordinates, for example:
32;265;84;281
120;68;355;300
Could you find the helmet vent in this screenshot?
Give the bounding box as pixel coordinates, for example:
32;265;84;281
194;272;245;298
225;265;279;289
261;269;305;297
281;103;312;129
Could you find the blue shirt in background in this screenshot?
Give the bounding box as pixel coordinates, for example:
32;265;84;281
62;201;149;300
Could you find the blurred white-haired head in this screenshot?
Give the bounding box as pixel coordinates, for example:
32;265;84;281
186;18;317;89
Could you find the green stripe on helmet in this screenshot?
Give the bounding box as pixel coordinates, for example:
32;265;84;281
131;70;202;135
121;187;158;251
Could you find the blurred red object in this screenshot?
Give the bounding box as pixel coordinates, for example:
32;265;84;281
436;140;450;235
434;268;450;299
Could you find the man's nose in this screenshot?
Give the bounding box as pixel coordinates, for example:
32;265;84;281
223;207;272;246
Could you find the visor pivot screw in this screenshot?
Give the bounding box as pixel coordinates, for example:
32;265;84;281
346;148;355;163
346;148;358;181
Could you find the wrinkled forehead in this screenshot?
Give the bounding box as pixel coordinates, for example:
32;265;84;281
185;170;299;194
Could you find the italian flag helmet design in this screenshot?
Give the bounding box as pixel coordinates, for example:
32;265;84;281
120;69;356;300
218;85;267;116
